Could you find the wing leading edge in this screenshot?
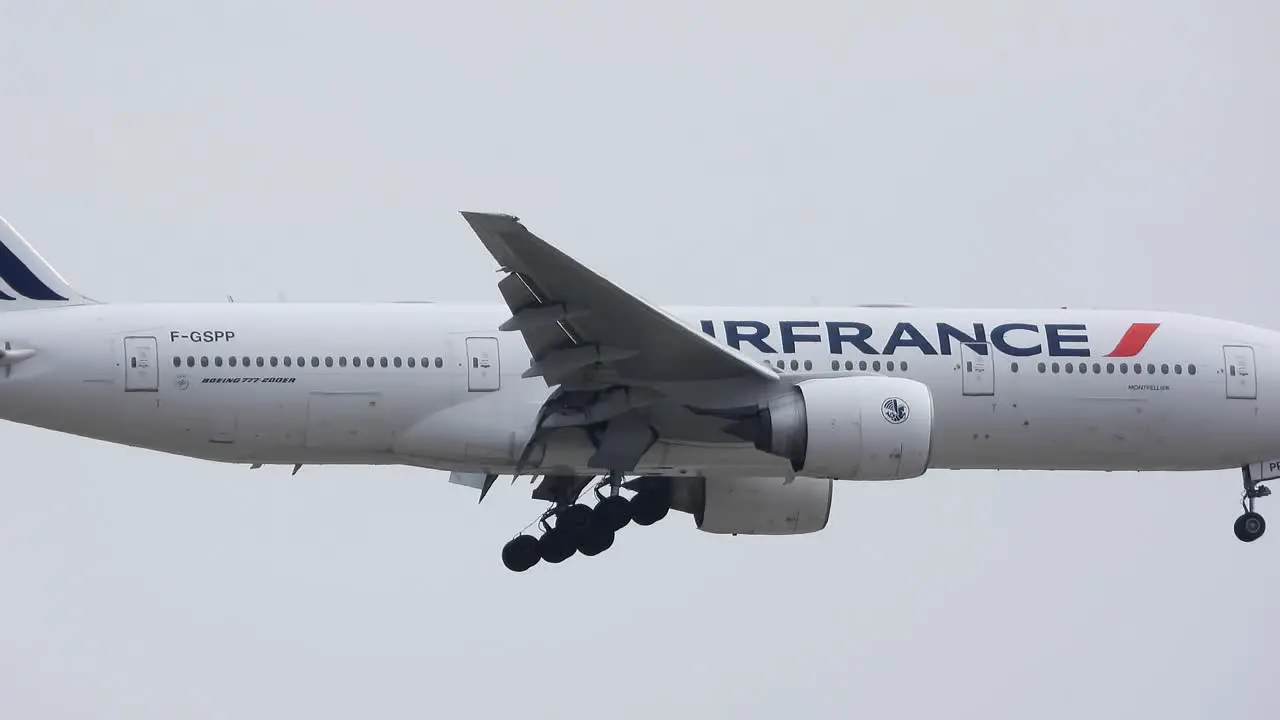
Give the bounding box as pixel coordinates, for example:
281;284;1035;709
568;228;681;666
459;212;779;389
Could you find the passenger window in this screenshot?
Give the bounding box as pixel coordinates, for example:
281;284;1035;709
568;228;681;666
775;360;784;370
172;357;181;368
367;356;375;367
1174;364;1182;375
1134;364;1142;374
325;356;334;367
845;361;853;370
339;356;348;367
859;360;868;371
256;357;264;367
1052;362;1060;373
284;356;292;367
214;356;224;367
394;357;403;368
435;357;443;368
1011;362;1019;373
1037;362;1046;373
886;361;895;372
1093;363;1101;374
187;356;195;367
1120;363;1129;374
1161;363;1169;374
228;356;237;367
270;357;278;367
1189;364;1197;375
1079;363;1087;374
408;357;416;368
201;356;209;367
243;356;250;367
1107;363;1115;374
311;357;320;367
1065;363;1074;374
872;361;881;371
381;357;389;368
297;357;305;367
831;360;839;371
1147;363;1155;375
900;361;908;371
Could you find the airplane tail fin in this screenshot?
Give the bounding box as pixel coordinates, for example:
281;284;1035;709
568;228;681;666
0;215;93;310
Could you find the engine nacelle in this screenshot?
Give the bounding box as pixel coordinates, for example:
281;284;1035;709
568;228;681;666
729;375;934;480
692;475;832;535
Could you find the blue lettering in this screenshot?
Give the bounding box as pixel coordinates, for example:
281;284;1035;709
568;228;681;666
724;320;776;354
1046;323;1090;357
826;321;878;355
707;319;1088;357
991;323;1041;357
936;323;988;355
882;322;938;355
779;321;822;353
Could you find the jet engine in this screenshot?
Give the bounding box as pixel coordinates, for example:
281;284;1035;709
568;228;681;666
726;375;934;480
690;475;832;535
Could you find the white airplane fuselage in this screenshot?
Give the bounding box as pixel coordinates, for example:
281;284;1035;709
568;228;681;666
1;301;1275;476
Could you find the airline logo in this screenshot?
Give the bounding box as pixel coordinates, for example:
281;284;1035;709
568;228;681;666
1104;322;1160;357
699;320;1160;358
0;240;67;301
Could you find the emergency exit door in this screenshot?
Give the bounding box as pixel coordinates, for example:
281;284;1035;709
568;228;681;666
961;342;995;396
1224;345;1257;400
466;337;500;392
124;336;159;392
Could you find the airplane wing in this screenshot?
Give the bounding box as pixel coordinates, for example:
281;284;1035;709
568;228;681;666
460;212;780;390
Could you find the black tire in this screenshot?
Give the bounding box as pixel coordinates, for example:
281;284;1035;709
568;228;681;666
557;503;594;545
631;488;671;526
502;535;540;572
579;527;616;557
539;527;576;563
595;495;633;532
1235;512;1266;542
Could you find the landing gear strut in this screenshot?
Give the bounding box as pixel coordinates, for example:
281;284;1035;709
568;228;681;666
500;474;673;572
1236;465;1270;543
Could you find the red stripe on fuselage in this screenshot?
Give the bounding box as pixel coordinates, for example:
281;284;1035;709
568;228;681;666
1105;322;1161;357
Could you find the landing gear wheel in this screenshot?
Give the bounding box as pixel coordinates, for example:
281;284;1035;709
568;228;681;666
557;503;594;546
538;527;576;563
1238;465;1272;544
502;535;540;572
631;487;671;526
594;495;633;532
1234;512;1266;543
578;526;616;557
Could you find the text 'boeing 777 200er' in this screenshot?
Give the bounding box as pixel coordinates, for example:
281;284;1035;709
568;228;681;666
0;211;1276;571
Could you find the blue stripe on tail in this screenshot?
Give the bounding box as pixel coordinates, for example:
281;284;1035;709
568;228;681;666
0;240;67;301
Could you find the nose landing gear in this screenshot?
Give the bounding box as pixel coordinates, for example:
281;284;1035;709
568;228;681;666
1236;465;1271;543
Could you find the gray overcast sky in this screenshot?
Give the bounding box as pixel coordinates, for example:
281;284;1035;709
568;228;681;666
0;2;1277;718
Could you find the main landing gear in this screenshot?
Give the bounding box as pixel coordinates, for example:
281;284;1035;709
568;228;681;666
501;475;673;572
1236;465;1270;543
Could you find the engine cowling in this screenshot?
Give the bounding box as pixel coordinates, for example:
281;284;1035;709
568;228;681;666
728;375;934;480
692;475;832;535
